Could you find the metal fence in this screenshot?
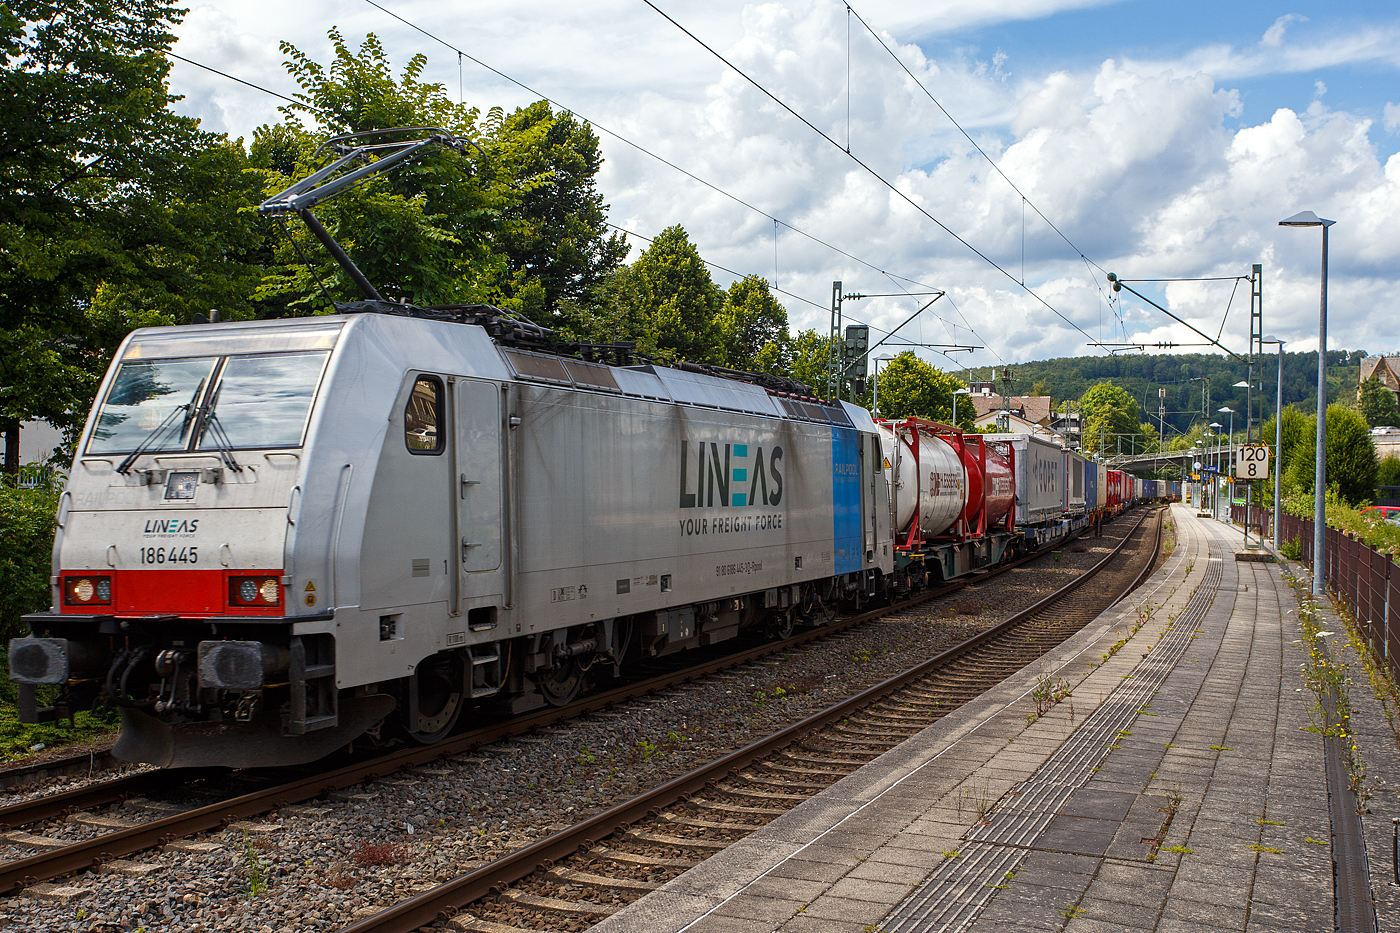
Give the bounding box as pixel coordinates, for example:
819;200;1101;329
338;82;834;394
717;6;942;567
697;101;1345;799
1258;508;1400;675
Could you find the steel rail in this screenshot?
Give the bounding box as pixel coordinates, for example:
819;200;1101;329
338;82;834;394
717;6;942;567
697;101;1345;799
0;511;1140;894
0;750;119;793
0;768;214;831
0;515;1090;835
339;508;1161;933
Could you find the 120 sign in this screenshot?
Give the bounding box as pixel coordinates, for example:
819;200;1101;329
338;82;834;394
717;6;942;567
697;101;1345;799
1236;446;1270;479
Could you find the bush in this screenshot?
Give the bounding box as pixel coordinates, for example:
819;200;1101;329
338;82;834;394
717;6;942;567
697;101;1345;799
1280;404;1377;506
0;477;62;643
1379;456;1400;492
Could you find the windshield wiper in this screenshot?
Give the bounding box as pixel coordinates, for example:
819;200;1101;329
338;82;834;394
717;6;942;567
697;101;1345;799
202;410;244;474
115;379;205;475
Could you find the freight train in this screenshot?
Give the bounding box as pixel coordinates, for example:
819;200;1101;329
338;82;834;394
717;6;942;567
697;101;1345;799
7;306;1162;769
6;128;1166;768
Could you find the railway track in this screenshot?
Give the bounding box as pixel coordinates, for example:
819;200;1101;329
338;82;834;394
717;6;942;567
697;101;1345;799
341;507;1164;933
0;510;1150;904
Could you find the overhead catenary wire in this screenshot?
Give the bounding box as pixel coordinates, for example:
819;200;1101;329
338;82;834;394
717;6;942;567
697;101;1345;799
642;0;1105;352
167;50;303;105
170;6;1011;370
843;0;1129;340
361;0;1009;364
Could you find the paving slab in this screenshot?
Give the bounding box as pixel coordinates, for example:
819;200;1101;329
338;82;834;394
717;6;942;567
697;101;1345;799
590;507;1360;933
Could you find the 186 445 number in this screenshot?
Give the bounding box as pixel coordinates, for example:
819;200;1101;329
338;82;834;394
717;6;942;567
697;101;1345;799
140;546;198;565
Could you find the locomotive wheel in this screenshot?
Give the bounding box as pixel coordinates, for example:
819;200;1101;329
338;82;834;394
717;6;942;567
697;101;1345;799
535;659;583;706
770;610;795;640
408;652;465;744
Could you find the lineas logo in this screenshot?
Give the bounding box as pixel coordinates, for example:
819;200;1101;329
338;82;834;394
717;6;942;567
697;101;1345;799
679;441;784;508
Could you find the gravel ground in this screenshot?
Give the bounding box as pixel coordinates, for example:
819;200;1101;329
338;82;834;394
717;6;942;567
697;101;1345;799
0;517;1149;932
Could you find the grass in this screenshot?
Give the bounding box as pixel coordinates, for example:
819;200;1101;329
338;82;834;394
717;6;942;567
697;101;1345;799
242;830;268;896
0;670;120;762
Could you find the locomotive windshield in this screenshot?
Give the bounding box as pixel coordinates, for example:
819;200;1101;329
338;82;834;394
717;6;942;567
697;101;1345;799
88;350;330;454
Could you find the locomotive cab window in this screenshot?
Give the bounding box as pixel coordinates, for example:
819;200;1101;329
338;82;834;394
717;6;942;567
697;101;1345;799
405;376;444;453
87;350;329;454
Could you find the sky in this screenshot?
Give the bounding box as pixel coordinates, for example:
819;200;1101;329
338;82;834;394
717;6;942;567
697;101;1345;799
166;0;1400;376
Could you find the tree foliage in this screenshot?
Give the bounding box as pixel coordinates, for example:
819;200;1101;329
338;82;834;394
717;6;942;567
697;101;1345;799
605;225;723;364
0;1;267;464
1280;404;1378;506
264;30;626;323
1080;383;1147;455
0;478;61;641
1359;375;1400;428
868;353;973;428
717;275;789;373
1378;456;1400;491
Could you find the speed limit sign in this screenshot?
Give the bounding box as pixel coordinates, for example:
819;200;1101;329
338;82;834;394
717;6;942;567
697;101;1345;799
1236;445;1270;479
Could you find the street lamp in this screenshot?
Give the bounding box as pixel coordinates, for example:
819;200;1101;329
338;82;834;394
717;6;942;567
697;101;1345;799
871;356;896;416
1260;335;1286;549
952;387;971;428
1209;422;1223;517
1279;210;1335;596
1219;406;1237;526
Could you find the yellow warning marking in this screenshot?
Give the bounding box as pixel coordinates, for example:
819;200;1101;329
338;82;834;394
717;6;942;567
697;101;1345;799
883;458;892;469
304;581;316;592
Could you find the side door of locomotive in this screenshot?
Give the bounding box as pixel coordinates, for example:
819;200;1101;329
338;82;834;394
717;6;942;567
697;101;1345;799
455;379;504;601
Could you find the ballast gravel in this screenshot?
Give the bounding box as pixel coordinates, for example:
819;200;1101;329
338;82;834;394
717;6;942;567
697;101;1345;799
0;521;1146;932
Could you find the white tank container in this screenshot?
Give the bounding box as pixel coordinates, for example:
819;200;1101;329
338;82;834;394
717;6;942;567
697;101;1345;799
877;422;966;537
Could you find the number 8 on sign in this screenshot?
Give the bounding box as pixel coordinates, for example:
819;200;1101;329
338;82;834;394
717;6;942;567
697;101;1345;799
1235;445;1269;480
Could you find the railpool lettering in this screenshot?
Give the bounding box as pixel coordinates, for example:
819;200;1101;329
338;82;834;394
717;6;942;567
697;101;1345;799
679;441;783;508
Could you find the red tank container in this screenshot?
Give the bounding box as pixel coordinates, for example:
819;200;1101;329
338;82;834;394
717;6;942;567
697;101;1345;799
955;434;1015;537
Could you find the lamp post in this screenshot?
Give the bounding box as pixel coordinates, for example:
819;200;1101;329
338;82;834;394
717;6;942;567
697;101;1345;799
1279;210;1335;596
1208;423;1223;517
1219;406;1236;521
871;356;896;416
1231;381;1251;544
951;387;970;428
1261;336;1286;549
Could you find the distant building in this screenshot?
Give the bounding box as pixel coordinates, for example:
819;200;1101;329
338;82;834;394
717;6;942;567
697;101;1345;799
969;394;1053;427
1360;356;1400;405
974;409;1064;442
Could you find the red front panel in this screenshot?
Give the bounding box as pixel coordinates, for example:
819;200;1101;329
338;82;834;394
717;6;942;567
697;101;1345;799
59;570;283;617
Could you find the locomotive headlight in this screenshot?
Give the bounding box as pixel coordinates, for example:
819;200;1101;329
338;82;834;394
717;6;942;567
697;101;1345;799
228;574;283;609
63;575;112;606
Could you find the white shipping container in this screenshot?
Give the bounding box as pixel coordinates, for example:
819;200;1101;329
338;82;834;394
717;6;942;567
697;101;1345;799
983;433;1064;526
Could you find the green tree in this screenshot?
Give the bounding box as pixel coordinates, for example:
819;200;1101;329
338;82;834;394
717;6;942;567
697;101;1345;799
1080;383;1146;456
786;329;835;395
268;30;628;323
489;101;629;328
264;31;505;313
869;352;973;428
1359;376;1400;428
1282;404;1378;506
0;0;266;470
717;275;789;373
617;225;722;364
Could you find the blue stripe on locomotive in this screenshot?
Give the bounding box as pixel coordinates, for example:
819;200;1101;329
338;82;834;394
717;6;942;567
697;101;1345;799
832;426;862;574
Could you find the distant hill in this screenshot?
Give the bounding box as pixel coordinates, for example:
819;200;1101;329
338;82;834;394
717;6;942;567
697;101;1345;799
957;349;1364;440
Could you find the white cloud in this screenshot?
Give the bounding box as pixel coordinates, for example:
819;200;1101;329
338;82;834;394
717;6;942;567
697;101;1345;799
163;0;1400;366
1261;13;1306;49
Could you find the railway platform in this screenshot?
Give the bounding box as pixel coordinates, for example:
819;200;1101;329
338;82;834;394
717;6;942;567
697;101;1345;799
591;504;1367;932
